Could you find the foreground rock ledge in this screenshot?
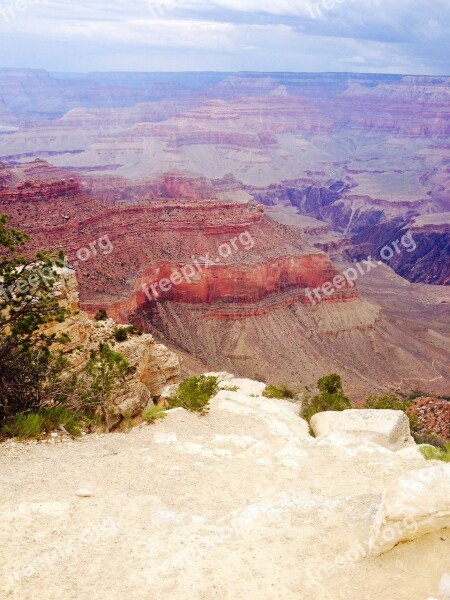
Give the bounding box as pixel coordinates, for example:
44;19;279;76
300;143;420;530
1;376;449;600
371;463;450;555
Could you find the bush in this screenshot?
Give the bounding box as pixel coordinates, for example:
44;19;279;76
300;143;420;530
127;325;143;336
301;373;351;423
317;374;343;395
263;384;293;399
167;375;218;414
364;394;420;433
2;407;82;439
82;343;129;419
94;309;108;322
2;412;45;439
113;327;128;342
420;443;450;463
143;405;167;424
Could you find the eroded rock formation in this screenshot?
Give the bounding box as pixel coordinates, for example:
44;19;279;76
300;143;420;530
0;161;448;398
46;268;181;428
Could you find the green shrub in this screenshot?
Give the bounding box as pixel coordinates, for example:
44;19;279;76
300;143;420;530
127;325;143;336
364;394;420;433
2;407;82;439
2;412;45;439
94;309;108;321
143;405;167;424
83;343;129;417
40;407;82;437
113;327;128;342
167;375;218;414
301;373;351;423
317;374;343;395
224;386;239;392
263;384;293;399
420;443;450;463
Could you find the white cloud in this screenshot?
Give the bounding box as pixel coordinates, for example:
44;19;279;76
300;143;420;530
0;0;448;73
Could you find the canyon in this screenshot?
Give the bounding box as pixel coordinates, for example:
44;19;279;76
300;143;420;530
0;70;448;398
0;160;448;399
0;70;448;285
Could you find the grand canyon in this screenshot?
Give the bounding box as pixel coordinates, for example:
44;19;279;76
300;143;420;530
0;69;448;397
1;63;450;600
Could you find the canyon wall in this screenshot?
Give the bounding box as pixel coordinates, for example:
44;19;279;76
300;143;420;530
0;162;448;398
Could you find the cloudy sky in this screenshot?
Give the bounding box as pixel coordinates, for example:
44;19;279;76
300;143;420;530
0;0;449;74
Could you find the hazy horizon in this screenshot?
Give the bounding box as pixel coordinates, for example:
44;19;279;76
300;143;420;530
2;68;450;77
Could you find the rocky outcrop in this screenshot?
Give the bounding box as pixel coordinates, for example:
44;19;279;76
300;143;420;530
0;164;357;314
248;177;449;286
0;178;79;202
46;269;181;428
370;464;450;555
310;410;415;451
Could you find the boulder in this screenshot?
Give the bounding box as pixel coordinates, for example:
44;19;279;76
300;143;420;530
310;409;414;451
370;464;450;555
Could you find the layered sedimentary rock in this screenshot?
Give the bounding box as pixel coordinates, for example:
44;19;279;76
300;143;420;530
0;162;355;310
1;160;449;397
247;175;450;285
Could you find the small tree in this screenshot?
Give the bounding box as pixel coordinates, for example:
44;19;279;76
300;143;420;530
83;343;129;427
317;374;344;395
301;373;351;423
94;309;108;321
0;215;68;426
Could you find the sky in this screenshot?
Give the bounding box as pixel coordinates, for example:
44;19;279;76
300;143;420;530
0;0;449;74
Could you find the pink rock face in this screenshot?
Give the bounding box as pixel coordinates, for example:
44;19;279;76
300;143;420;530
135;255;354;306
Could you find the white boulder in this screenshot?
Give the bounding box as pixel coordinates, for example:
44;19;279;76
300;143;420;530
370;464;450;555
310;409;414;451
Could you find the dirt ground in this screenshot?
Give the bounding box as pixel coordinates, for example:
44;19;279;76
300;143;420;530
1;381;449;600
